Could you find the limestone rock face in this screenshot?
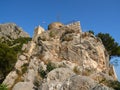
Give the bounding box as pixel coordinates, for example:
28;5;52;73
61;75;114;90
39;70;113;90
32;25;45;42
39;68;75;90
3;22;116;90
47;68;75;82
0;23;29;41
36;28;109;73
3;71;18;88
13;82;34;90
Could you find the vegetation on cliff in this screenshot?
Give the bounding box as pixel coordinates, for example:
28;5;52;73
88;30;120;58
0;84;8;90
0;37;31;83
0;22;120;89
96;33;120;57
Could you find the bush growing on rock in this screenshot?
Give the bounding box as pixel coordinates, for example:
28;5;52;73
21;63;29;74
0;37;31;83
88;30;120;58
0;84;8;90
39;61;56;78
101;80;120;90
39;70;46;78
0;43;17;83
46;62;56;72
96;33;120;57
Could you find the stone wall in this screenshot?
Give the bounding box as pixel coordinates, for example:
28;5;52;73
32;25;44;42
65;21;82;33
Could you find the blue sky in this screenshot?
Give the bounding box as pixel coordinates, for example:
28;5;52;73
0;0;120;43
0;0;120;80
110;57;120;81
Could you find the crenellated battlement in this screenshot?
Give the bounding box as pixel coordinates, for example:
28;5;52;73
65;21;82;33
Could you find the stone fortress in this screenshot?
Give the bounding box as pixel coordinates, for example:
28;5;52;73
48;21;82;33
32;21;117;79
3;21;118;90
27;20;116;80
33;21;82;40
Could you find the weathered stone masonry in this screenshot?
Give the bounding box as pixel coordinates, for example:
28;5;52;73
65;21;82;33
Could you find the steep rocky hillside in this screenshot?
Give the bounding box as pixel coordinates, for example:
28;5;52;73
0;23;29;42
3;22;118;90
0;23;31;84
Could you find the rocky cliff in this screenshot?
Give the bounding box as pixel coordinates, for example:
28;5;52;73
0;23;29;41
0;23;31;84
3;21;116;90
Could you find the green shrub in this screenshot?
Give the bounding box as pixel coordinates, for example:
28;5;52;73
98;78;120;90
46;62;56;72
88;30;94;35
21;63;29;74
11;37;31;53
39;70;46;78
0;43;17;81
39;61;56;78
105;80;120;90
96;33;120;57
0;84;8;90
16;69;22;75
0;37;31;83
73;66;81;75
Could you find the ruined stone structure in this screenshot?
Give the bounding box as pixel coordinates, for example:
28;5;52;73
48;22;64;30
3;21;117;90
65;21;82;33
48;21;82;33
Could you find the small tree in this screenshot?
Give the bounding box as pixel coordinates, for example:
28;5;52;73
88;30;94;35
96;33;120;57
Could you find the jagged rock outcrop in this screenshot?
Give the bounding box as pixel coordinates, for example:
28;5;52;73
0;23;29;41
3;21;116;90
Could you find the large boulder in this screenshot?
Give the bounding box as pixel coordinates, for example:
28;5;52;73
47;68;75;82
39;72;114;90
38;68;75;90
61;75;114;90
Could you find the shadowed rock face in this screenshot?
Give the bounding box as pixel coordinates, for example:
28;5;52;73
0;23;29;41
3;22;116;90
